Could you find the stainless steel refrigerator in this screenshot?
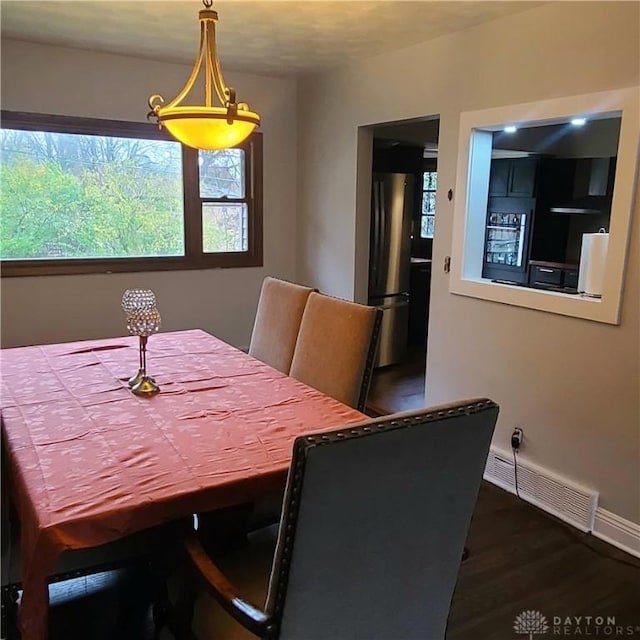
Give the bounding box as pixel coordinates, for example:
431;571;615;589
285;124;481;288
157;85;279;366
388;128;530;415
368;173;413;367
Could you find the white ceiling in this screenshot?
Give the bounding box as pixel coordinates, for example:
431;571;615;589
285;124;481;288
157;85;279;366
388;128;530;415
0;1;543;76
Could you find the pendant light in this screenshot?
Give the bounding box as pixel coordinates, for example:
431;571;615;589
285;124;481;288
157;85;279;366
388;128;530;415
148;0;260;150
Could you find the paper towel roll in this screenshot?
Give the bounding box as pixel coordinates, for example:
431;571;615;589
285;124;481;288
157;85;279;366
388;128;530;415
578;232;609;297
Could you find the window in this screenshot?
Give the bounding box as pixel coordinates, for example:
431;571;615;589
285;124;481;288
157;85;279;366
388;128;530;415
420;170;437;238
449;87;639;325
0;111;263;276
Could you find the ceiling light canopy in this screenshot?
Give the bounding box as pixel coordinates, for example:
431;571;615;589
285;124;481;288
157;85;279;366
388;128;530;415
148;0;260;150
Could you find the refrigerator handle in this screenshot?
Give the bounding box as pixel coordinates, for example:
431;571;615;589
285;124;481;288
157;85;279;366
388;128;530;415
378;299;410;311
372;182;381;291
375;180;386;293
379;180;386;283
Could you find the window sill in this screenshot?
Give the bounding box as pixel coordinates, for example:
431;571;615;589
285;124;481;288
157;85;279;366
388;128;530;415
450;277;616;324
0;253;263;277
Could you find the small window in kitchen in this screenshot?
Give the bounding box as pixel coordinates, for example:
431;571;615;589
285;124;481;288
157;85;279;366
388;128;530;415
420;170;437;238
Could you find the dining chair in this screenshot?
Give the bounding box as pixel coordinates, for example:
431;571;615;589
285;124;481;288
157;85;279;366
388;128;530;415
289;292;382;412
175;398;499;640
248;277;315;374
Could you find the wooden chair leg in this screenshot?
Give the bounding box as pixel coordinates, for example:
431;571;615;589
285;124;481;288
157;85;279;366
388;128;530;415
155;505;253;639
151;564;172;640
152;586;169;638
167;568;199;640
1;584;20;640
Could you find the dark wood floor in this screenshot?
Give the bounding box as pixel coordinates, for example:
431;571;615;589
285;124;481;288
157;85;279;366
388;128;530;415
34;483;640;640
449;484;640;639
366;348;427;416
11;361;640;639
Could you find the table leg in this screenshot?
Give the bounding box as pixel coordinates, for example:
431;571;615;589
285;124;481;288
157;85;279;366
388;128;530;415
1;584;20;640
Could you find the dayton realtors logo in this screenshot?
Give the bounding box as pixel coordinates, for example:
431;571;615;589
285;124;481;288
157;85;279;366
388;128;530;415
514;610;549;639
514;610;640;637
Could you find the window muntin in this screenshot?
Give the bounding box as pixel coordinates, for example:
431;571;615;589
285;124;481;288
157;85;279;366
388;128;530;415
0;111;263;276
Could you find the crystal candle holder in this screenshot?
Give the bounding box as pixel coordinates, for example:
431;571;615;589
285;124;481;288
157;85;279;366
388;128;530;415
122;288;157;314
124;297;162;397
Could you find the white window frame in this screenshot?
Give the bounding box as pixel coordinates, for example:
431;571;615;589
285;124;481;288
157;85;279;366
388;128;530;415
449;87;639;324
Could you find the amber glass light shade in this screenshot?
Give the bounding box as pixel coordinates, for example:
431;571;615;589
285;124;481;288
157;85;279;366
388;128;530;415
159;107;260;151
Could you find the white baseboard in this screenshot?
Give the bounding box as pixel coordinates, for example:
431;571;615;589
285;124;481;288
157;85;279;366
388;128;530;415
593;508;640;559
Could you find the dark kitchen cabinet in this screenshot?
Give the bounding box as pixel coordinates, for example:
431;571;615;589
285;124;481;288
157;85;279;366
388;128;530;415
530;264;562;286
482;197;535;284
483;157;538;284
489;158;537;198
409;260;431;348
529;261;579;292
488;159;510;196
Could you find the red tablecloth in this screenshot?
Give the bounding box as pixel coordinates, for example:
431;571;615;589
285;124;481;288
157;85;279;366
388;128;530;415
0;329;366;639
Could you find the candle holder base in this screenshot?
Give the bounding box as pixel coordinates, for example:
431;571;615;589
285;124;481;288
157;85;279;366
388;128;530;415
128;369;145;388
131;376;160;397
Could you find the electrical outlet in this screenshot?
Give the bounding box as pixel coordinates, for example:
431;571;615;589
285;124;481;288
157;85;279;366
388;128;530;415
511;427;523;451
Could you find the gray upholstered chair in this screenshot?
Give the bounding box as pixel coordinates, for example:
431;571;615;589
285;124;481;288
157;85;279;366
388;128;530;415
289;292;382;412
179;398;499;640
248;277;314;374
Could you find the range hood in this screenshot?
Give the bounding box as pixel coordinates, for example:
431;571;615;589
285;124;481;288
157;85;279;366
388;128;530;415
550;157;615;214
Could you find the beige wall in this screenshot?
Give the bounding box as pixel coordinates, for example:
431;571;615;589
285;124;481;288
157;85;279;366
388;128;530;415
296;2;640;521
0;39;298;349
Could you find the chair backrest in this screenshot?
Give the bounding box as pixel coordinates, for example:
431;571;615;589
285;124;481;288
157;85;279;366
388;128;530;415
248;277;314;374
289;292;382;411
265;398;499;640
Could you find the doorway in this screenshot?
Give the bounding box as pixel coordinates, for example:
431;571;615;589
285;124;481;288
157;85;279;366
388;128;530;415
363;116;440;415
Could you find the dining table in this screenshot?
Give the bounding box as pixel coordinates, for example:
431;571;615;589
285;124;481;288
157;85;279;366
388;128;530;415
0;328;367;640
